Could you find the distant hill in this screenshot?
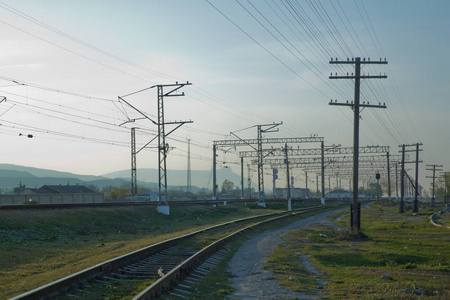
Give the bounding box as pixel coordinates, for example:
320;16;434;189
0;164;248;193
102;167;245;190
0;164;104;181
0;164;131;191
0;169;37;179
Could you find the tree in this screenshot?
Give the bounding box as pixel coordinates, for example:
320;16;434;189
221;180;234;193
196;188;210;196
100;185;115;199
167;188;183;200
109;187;131;200
137;186;152;194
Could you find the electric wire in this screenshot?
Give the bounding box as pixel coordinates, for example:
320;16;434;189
242;0;350;99
206;0;332;99
0;1;442;180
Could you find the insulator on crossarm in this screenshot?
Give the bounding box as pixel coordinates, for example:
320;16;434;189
363;57;366;61
383;102;386;106
330;99;332;103
335;57;338;61
335;72;337;76
384;58;386;61
330;73;332;76
347;58;349;61
352;57;354;61
368;57;370;61
346;100;349;103
335;99;337;103
330;57;333;61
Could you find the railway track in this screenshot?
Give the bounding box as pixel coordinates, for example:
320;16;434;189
0;198;341;210
11;204;341;299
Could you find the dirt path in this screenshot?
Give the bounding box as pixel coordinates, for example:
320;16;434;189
227;208;345;299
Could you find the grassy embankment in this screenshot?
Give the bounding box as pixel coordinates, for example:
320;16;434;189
264;200;450;299
0;200;315;299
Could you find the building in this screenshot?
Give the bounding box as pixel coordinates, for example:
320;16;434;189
0;184;104;205
275;188;310;199
326;189;352;198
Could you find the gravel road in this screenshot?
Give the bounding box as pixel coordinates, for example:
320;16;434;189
227;208;345;299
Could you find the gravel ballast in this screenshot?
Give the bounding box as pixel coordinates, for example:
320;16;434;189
227;208;345;299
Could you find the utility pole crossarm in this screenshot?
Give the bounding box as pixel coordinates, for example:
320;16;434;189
329;59;388;64
162;81;192;97
165;121;193;137
329;101;386;109
330;75;387;79
260;121;283;133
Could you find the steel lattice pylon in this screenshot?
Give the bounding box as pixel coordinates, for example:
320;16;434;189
131;127;137;196
156;83;192;206
118;82;192;209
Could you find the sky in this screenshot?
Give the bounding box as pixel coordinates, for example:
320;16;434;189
0;0;448;192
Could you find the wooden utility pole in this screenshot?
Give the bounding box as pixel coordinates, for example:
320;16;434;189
329;57;388;229
284;143;292;211
426;164;442;207
387;152;391;200
400;144;406;212
186;139;191;197
399;143;423;213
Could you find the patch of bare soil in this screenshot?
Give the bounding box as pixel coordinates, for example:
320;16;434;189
227;208;345;299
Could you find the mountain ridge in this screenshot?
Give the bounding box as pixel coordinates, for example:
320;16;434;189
0;164;247;192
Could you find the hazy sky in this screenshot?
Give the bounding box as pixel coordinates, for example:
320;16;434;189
0;0;448;191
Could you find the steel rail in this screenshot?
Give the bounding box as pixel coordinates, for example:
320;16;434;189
10;205;332;299
133;205;338;299
0;198;327;210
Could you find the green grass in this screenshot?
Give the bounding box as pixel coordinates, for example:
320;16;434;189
0;202;285;299
263;200;450;299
